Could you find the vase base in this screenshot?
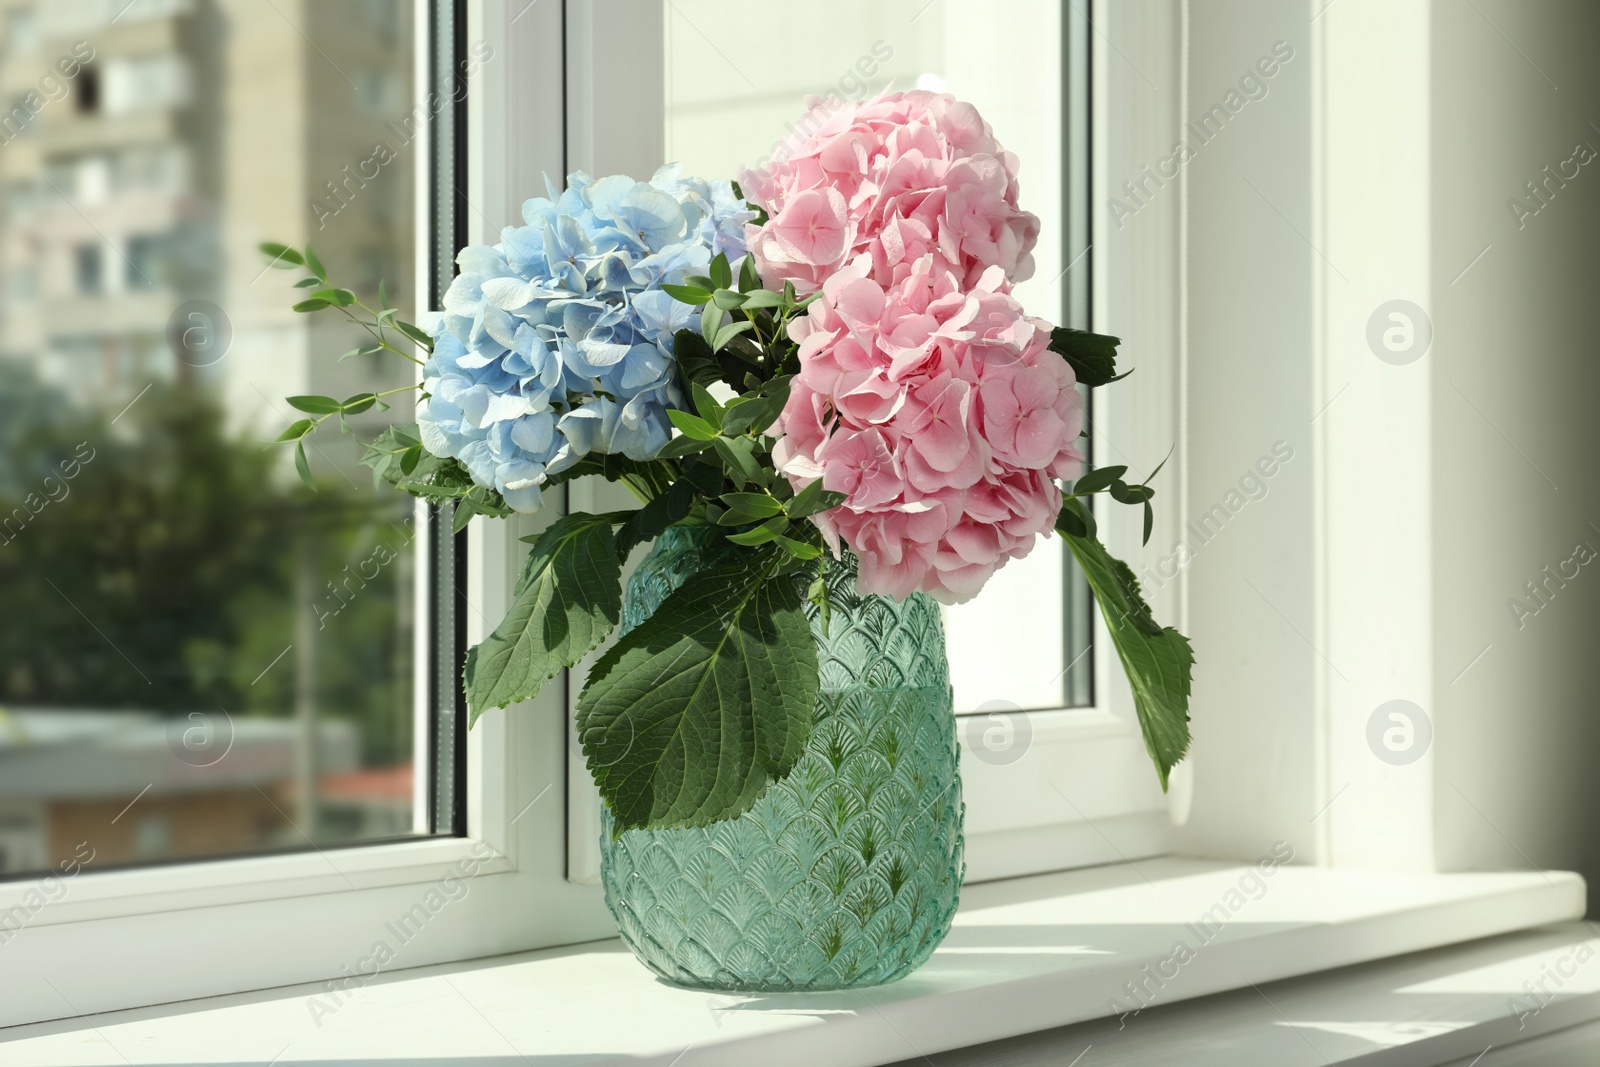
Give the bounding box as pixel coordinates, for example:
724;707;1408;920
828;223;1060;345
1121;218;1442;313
642;964;921;994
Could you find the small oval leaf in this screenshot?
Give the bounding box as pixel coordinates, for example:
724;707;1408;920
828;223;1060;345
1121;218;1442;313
259;241;304;267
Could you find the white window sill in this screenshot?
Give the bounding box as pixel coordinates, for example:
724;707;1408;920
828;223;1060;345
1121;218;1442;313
893;919;1600;1065
4;857;1583;1066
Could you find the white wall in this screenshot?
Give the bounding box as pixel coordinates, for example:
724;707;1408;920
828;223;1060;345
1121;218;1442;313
1165;0;1599;903
1429;0;1600;894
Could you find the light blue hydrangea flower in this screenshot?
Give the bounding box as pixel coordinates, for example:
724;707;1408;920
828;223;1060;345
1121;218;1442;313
416;166;756;512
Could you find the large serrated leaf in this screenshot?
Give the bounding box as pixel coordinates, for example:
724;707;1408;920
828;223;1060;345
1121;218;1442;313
576;548;817;831
463;512;625;722
1048;326;1127;387
1056;496;1193;788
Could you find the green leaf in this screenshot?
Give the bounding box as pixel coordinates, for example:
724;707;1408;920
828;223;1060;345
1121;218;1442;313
776;535;822;560
661;282;712;305
287;395;341;414
680;458;724;496
1110;481;1152;505
292;298;330;313
1048;327;1126;387
293;277;321;288
726;515;787;545
672;328;722;389
378;278;389;311
293;440;314;489
718;396;770;437
667;409;719;441
657;434;714;459
1056;502;1089;538
716;507;765;527
754;375;793;431
463;512;626;721
276;419;313;442
576;549;817;830
711;288;747;310
259;241;304;268
719;492;783;519
691;382;724;427
1072;465;1128;496
395;320;434;351
738;288;782;310
614;480;697;560
709;251;732;290
725;336;765;369
341;392;378;414
455;483;520;532
358;424;514;514
700;301;722;347
672;326;760;392
712;435;762;487
304;244;327;281
538;453;661;494
739;254;761;293
1055;497;1192;789
712;320;755;352
787;478;847;519
310;287;356;308
686;274;716;291
1143;499;1155;546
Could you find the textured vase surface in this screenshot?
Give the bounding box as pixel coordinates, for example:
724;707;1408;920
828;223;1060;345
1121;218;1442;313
598;525;964;991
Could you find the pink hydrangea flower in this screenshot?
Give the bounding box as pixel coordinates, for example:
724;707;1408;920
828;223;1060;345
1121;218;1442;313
738;90;1041;295
772;254;1085;604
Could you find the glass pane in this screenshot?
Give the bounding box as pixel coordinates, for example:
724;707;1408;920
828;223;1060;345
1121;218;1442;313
0;0;429;878
663;0;1091;715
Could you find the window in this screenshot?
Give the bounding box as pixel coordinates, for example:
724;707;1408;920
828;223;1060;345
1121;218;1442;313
354;67;402;115
71;241;100;293
0;0;1179;1030
9;263;35;301
74;64;96;113
0;0;585;1031
3;93;35;139
123;233;167;287
40;157;74;196
0;0;429;880
112;145;186;194
6;7;37;54
5;179;34;217
104;53;191;114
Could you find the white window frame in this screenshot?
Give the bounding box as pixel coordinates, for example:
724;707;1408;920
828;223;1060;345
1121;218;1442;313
952;0;1186;882
1;0;1190;1028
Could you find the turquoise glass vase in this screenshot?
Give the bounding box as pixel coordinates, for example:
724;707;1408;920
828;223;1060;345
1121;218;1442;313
598;525;965;991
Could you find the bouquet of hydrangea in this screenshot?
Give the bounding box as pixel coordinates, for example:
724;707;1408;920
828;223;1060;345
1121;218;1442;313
266;91;1193;833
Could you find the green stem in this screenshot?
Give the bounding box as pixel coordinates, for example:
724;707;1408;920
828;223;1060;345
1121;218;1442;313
618;475;653;505
308;384;422;430
743;306;768;347
340;308;425;366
